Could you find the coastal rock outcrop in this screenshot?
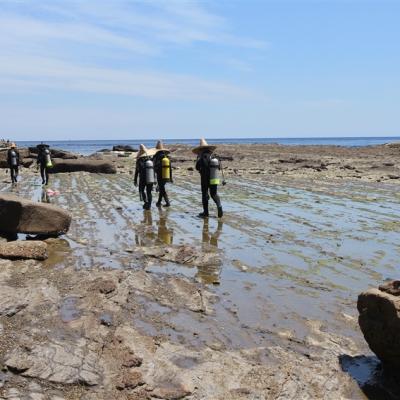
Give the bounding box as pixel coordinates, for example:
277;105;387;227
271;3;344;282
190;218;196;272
0;240;48;260
0;148;30;168
28;147;78;159
0;194;71;235
112;145;136;152
357;281;400;372
50;158;116;174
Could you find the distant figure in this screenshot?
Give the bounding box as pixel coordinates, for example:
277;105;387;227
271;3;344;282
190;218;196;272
37;144;52;185
7;142;20;184
134;144;156;210
193;138;224;218
153;140;173;207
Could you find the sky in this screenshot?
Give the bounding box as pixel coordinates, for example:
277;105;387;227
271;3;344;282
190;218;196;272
0;0;399;140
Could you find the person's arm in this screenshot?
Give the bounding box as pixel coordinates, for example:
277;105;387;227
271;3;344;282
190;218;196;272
7;150;11;165
134;160;139;186
170;157;173;183
195;155;202;172
16;151;20;165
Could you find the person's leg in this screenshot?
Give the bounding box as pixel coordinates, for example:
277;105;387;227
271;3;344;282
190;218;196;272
45;167;49;185
139;182;147;208
199;179;209;217
156;179;163;207
160;180;170;206
15;166;19;181
40;164;45;184
210;185;223;218
10;167;14;183
145;183;153;209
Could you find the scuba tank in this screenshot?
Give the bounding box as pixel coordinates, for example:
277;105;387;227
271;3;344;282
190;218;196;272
44;149;52;168
145;158;155;184
161;156;171;180
10;150;17;167
209;157;220;185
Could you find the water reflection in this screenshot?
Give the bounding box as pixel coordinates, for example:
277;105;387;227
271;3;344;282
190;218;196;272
135;210;156;246
202;219;223;248
157;210;173;245
196;219;224;285
41;188;51;203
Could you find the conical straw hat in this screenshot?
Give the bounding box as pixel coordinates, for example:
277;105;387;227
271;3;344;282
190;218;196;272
10;142;16;148
192;138;217;154
137;144;156;159
155;140;170;154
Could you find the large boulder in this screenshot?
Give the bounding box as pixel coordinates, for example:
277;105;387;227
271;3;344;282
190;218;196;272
28;147;78;159
0;194;71;235
0;241;48;260
358;281;400;372
49;158;116;174
112;145;136;152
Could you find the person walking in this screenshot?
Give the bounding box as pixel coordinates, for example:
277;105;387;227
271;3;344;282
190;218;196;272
134;144;156;210
7;142;20;184
193;138;224;218
37;144;52;185
153;140;173;207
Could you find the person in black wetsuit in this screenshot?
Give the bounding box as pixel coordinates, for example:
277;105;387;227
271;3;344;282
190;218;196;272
36;144;51;185
134;144;156;210
7;143;20;183
153;140;173;207
193;138;223;218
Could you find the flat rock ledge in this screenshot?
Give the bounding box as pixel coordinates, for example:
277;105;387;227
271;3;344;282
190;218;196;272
0;194;71;235
358;280;400;373
0;240;48;260
50;158;116;174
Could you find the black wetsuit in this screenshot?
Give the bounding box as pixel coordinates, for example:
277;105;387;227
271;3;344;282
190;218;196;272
37;149;50;185
7;149;19;183
153;151;172;207
134;157;153;210
195;150;223;217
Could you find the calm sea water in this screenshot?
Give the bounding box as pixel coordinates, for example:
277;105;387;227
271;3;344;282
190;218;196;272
15;137;400;156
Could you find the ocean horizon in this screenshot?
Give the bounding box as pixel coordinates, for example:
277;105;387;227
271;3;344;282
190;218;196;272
13;136;400;156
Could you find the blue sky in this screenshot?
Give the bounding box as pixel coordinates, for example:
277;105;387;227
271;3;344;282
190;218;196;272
0;0;399;140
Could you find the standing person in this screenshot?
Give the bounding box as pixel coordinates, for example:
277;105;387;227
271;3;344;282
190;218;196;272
193;138;224;218
37;144;52;185
153;140;173;207
134;144;156;210
7;143;19;183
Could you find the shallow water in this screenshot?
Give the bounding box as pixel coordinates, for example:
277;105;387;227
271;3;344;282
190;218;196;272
1;172;400;385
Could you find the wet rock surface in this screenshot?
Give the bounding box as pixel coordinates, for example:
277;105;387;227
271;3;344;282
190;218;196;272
358;282;400;373
0;240;48;260
0;143;400;398
0;194;71;235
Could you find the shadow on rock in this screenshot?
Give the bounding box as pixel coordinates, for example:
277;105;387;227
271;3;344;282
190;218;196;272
339;354;400;400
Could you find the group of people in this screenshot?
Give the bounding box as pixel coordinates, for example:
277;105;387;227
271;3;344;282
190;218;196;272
6;143;53;185
134;138;224;218
6;138;224;218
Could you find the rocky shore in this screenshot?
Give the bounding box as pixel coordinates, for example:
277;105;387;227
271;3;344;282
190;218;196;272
1;143;400;399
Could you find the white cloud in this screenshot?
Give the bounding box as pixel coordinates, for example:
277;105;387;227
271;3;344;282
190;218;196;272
0;0;266;100
0;54;258;100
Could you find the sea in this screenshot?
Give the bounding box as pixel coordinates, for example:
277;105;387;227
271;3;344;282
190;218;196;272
14;137;400;156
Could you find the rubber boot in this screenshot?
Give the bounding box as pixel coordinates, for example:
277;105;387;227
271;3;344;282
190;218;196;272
217;206;223;218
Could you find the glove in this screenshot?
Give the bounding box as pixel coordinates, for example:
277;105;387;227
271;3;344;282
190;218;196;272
222;180;227;186
134;181;137;187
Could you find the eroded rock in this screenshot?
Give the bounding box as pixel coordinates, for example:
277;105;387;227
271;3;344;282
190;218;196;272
0;194;71;235
5;340;102;386
142;244;221;267
50;158;116;174
0;240;48;260
358;283;400;372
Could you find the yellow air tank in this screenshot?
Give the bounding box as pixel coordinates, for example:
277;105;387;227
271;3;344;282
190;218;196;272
162;156;170;180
